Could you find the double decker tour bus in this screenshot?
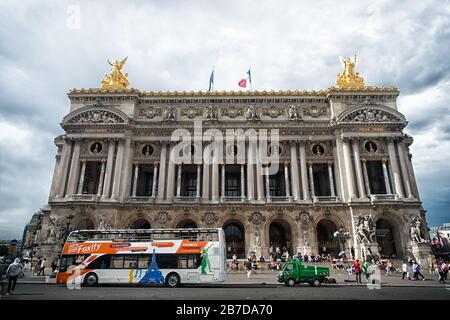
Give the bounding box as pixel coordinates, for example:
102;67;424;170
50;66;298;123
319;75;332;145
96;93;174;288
56;228;226;287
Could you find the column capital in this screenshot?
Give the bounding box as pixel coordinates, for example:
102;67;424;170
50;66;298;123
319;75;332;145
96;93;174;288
133;161;139;166
382;159;389;164
385;137;395;143
284;160;290;166
327;161;333;166
307;161;313;166
361;159;367;164
154;161;160;165
101;159;107;164
80;159;87;164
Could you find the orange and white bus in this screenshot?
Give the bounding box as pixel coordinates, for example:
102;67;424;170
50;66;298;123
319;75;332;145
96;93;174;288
56;228;226;287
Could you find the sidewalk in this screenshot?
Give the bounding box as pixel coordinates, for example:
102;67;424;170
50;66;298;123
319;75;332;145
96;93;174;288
15;270;447;288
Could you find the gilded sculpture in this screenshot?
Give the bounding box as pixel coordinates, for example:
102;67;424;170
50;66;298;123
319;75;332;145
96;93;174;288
101;57;129;89
336;54;365;88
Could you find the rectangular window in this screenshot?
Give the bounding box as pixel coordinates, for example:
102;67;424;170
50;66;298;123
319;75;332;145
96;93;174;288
110;256;124;269
123;255;138;269
137;255;150;269
182;172;197;197
225;172;241;197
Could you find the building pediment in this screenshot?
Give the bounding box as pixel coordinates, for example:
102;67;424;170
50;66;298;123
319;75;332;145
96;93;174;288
337;104;406;125
62;106;129;127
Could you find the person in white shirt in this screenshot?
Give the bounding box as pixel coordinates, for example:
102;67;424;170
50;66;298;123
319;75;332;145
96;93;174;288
402;261;411;280
38;258;47;276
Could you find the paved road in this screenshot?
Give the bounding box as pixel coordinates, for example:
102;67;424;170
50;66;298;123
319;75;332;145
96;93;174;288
2;283;450;300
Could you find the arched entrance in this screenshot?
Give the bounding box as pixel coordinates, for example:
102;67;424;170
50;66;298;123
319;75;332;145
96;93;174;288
74;218;94;230
176;219;198;228
269;220;293;254
376;219;398;259
316;219;340;256
223;220;245;259
131;218;151;229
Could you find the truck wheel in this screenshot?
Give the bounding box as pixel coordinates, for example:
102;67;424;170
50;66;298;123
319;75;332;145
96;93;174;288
312;279;321;287
286;278;296;287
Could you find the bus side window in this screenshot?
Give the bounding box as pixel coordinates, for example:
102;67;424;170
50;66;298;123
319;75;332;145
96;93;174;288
86;255;110;269
138;255;150;269
124;255;138;269
111;256;124;269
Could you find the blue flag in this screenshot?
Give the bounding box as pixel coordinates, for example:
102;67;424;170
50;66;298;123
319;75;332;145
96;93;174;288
208;68;214;91
247;68;252;84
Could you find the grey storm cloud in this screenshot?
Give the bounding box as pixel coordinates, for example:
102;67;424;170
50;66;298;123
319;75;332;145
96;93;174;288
0;0;449;239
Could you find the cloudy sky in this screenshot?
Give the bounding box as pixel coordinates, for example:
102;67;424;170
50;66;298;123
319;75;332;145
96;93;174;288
0;0;449;239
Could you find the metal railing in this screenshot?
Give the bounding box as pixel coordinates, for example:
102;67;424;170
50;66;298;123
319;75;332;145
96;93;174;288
370;194;397;202
312;196;339;203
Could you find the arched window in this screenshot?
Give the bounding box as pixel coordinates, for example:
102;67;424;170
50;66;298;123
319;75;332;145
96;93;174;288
223;221;245;259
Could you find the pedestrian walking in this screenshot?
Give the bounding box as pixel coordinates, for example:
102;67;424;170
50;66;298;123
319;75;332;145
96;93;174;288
353;259;362;284
402;261;411;280
38;258;47;276
362;260;370;281
442;261;448;281
435;263;445;284
412;261;425;281
6;258;23;295
245;258;252;278
51;259;58;274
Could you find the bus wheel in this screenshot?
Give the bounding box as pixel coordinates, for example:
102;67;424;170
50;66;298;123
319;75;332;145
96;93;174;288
83;273;98;287
312;279;321;287
286;278;296;287
165;273;180;287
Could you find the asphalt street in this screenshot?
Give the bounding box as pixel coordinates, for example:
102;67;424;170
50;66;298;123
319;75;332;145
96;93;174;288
2;283;450;300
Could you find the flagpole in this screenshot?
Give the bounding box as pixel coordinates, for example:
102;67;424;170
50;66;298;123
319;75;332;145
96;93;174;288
212;66;215;92
249;66;252;91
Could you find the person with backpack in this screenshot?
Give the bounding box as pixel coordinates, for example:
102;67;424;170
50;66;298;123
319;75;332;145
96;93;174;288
6;258;23;295
352;259;362;284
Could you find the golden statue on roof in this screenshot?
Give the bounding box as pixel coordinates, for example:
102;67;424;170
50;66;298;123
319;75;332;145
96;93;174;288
101;57;129;89
336;54;365;88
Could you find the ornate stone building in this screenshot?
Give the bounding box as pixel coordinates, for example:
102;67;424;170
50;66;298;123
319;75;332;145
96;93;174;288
35;56;432;264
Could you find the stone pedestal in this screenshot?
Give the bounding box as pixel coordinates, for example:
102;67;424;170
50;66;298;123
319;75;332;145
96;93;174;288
411;242;433;266
302;245;313;256
360;242;380;261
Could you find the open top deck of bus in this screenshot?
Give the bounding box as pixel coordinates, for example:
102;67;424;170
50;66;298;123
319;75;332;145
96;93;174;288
66;228;223;243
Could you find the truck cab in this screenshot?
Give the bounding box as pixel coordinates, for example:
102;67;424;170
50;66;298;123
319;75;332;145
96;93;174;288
277;258;330;287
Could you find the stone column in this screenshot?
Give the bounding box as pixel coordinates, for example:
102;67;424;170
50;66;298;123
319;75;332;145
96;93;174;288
331;140;342;199
308;162;315;197
211;153;219;201
289;142;301;201
404;146;420;199
176;164;182;197
56;140;73;198
240;164;246;199
157;143;167;200
111;140;125;199
361;159;371;196
397;141;413;198
387;139;405;198
131;162;139;197
152;163;158;197
166;143;176;201
342;138;357;200
246;142;255;201
120;138;134;201
76;160;87;195
96;160;106;197
256;147;264;201
65;141;81;197
299;142;310;200
327;161;336;197
352;139;367;198
196;164;201;199
265;166;271;202
284;161;291;198
101;140;116;199
382;160;393;194
202;159;210;201
221;164;226;198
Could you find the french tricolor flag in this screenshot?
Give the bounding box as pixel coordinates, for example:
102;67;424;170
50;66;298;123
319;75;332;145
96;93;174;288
238;68;252;89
